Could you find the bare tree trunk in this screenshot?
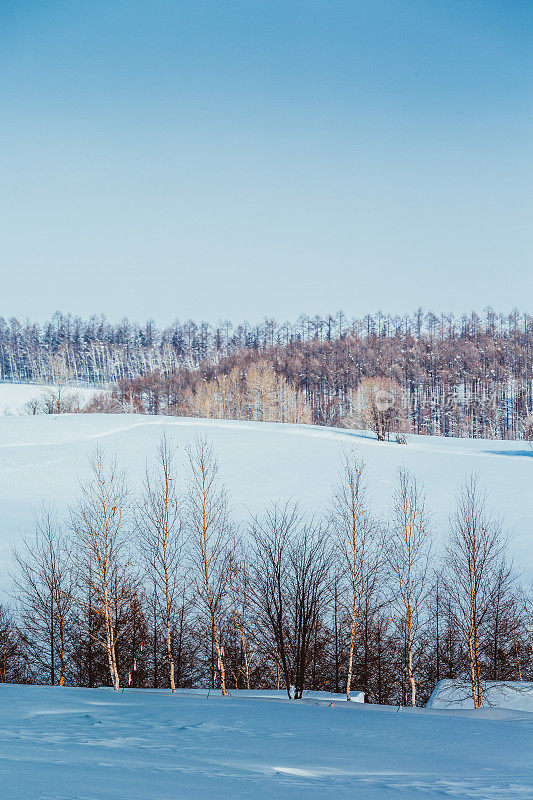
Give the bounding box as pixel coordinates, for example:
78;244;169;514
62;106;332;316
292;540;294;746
58;606;66;686
166;583;175;692
104;596;120;690
50;590;55;686
407;604;415;707
346;595;360;701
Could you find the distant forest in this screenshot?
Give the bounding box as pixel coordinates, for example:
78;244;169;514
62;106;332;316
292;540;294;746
2;308;533;439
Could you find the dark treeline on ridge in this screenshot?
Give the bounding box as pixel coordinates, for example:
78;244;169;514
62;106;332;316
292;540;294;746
2;308;533;439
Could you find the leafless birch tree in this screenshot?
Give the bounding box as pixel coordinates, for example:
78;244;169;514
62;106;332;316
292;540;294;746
389;467;430;706
42;351;80;414
446;475;509;708
70;449;130;690
331;453;382;700
186;437;231;695
137;433;184;692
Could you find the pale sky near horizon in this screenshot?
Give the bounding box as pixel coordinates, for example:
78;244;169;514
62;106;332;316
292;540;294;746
0;1;531;326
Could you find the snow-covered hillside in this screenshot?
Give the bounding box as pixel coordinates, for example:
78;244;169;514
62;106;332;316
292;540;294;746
427;680;533;712
0;382;101;415
1;411;533;586
1;683;531;800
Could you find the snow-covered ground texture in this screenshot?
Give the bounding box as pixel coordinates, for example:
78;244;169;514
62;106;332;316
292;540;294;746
0;382;101;415
1;411;533;586
1;684;532;800
427;679;533;712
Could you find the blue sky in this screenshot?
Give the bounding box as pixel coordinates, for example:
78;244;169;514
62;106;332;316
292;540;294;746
1;1;531;324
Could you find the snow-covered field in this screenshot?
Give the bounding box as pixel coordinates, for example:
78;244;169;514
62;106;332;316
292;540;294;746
0;382;101;415
1;683;532;800
0;408;532;587
1;388;532;798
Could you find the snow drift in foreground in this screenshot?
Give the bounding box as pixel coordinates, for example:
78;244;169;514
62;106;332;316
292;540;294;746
0;411;533;587
1;683;531;800
427;679;533;712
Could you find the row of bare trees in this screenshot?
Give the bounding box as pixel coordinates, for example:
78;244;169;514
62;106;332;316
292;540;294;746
3;437;532;707
5;307;533;439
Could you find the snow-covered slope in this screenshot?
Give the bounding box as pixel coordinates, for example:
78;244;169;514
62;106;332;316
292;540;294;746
0;382;101;415
1;683;532;800
427;679;533;712
0;412;533;586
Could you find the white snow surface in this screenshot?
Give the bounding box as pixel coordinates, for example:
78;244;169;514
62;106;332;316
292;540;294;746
0;410;533;587
1;683;531;800
0;382;101;415
427;679;533;712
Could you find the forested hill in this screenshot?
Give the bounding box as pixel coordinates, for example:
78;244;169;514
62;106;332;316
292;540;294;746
1;308;533;439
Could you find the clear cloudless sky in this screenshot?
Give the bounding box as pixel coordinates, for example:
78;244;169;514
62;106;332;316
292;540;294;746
0;0;531;325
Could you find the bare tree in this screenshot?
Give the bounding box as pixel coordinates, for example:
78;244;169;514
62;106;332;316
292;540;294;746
347;378;407;442
0;605;26;683
523;415;533;447
13;504;73;685
22;395;42;415
70;449;130;690
250;503;330;699
389;468;430;706
227;550;265;689
446;475;509;708
42;351;80;414
186;437;231;695
331;452;383;700
137;433;184;692
250;503;294;697
288;520;331;697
